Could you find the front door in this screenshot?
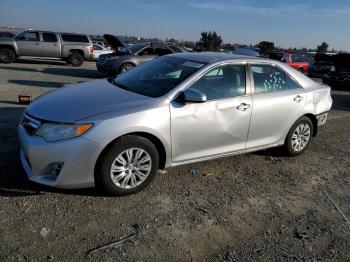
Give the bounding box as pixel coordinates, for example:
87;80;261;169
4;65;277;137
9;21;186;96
170;64;252;162
246;63;307;148
16;31;42;57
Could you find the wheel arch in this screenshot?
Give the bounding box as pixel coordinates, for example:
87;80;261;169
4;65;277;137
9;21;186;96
68;49;84;57
94;131;167;183
303;113;317;137
0;44;16;54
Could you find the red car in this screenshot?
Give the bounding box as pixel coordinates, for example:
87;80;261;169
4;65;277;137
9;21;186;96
269;52;309;73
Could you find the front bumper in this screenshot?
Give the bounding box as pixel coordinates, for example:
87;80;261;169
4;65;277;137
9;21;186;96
19;124;103;189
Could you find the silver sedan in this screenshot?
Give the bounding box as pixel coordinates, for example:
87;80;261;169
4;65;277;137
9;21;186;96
18;53;332;195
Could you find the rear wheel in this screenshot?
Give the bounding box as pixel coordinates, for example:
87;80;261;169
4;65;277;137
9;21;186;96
0;49;15;64
96;135;159;196
68;52;83;67
284;116;313;156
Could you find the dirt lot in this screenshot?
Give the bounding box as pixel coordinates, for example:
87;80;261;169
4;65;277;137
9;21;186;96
0;59;349;261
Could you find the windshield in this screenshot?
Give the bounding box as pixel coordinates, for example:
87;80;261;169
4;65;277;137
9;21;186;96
112;56;206;97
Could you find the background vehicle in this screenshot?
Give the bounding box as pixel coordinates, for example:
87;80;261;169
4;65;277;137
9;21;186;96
92;44;113;60
0;30;93;66
269;52;309;73
19;53;332;195
323;53;350;91
96;34;181;75
308;53;334;77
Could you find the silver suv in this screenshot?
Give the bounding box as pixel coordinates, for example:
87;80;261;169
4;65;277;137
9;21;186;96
0;30;93;66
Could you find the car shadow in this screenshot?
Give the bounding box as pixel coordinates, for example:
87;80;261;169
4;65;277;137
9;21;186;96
0;66;39;72
15;58;67;66
0;106;104;198
8;79;64;88
42;68;102;79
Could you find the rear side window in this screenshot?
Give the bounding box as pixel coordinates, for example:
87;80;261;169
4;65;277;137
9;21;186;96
42;33;57;42
251;64;301;93
93;45;102;50
61;34;89;43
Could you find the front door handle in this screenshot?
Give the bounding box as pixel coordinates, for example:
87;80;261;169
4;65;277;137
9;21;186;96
236;103;251;111
293;95;304;103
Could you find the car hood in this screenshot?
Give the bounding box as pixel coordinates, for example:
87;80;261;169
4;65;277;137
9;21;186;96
26;79;152;123
103;34;128;51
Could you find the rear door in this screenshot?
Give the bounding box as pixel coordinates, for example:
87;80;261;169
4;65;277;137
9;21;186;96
246;63;307;149
16;31;42;56
41;32;60;58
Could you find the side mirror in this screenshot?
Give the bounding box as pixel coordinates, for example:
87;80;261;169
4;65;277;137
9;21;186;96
184;88;207;103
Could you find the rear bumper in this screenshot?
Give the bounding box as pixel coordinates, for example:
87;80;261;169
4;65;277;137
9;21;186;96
96;61;116;75
19;124;103;189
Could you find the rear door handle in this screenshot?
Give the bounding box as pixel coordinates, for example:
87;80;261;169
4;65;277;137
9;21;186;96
236;103;251;111
293;95;304;103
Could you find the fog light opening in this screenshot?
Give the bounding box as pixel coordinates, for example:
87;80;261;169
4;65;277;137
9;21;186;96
41;162;64;180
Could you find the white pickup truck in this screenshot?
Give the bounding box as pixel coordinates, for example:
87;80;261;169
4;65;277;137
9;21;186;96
0;30;93;66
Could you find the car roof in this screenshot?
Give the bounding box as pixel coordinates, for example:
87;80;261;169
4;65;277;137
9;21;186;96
168;52;264;64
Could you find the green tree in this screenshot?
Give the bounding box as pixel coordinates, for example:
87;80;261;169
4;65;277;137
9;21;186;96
316;42;329;54
258;41;275;55
200;31;223;51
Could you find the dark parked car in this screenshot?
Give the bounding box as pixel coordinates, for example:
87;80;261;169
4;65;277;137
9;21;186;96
308;54;334;78
96;34;180;75
323;53;350;91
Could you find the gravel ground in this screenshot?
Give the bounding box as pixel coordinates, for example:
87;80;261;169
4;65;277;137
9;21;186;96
0;59;349;261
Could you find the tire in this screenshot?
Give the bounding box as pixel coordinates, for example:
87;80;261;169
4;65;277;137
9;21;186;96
298;68;304;73
68;52;83;67
120;63;135;73
284;116;313;156
0;48;15;64
96;135;159;196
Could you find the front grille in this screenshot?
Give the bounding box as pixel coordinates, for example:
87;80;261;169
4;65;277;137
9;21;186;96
21;112;41;135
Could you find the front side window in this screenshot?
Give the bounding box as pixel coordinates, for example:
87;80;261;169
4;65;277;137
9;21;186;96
189;64;246;100
42;33;57;42
251;64;301;93
20;32;39;41
112;57;206;97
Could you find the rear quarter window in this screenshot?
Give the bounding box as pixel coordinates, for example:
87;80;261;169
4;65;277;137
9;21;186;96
61;34;89;43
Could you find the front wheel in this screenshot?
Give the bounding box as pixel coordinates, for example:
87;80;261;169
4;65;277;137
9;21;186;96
96;135;159;196
284;116;313;156
120;63;135;73
0;49;15;64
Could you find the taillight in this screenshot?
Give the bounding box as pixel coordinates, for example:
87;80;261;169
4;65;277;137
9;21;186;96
89;46;94;54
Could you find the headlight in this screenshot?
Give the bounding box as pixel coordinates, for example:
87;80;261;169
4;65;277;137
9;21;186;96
35;123;93;142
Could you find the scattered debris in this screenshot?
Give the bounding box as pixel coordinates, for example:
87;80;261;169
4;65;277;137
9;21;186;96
40;227;50;238
295;231;312;241
197;207;209;214
131;223;140;232
191;168;198;177
265;156;282;164
158;170;167;174
322;188;350;224
88;231;139;254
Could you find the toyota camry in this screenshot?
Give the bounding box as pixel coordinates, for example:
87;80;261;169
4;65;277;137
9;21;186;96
19;52;332;195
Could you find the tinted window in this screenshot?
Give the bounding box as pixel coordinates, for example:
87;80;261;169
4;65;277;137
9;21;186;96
190;64;246;100
112;57;206;98
128;43;150;54
251;64;301;93
42;33;57;42
61;34;89;43
20;32;39;41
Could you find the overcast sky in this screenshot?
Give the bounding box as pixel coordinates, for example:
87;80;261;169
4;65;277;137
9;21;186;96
1;0;350;51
